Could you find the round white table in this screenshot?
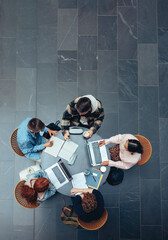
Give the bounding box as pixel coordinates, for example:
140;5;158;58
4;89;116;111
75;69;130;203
41;127;110;196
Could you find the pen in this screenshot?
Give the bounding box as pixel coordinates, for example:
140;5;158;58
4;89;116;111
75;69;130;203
91;173;96;182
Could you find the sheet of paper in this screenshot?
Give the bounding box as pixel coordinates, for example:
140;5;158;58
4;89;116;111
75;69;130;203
44;136;64;157
58;140;78;162
72;172;88;189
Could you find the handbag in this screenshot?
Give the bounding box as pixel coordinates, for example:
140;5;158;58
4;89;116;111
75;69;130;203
19;164;41;180
61;198;78;228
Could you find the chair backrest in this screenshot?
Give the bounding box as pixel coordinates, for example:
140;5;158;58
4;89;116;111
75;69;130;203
77;208;108;230
14;180;40;209
135;135;152;165
10;128;24;156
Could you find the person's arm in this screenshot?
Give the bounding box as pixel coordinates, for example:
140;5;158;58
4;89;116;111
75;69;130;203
44;183;56;200
90;101;104;134
61;104;73;135
108;160;134;169
26;170;45;182
71;188;93;195
104;134;124;145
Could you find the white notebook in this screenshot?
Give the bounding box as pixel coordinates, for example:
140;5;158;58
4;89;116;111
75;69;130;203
44;136;78;162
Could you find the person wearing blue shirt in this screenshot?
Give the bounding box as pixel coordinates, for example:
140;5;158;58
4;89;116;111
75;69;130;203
17;117;57;160
24;170;56;202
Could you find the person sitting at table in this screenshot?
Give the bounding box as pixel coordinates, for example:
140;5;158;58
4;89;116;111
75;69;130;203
61;95;104;140
70;188;104;222
17;117;58;161
21;169;56;203
99;134;143;170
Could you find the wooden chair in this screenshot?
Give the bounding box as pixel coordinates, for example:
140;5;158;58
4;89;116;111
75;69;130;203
14;180;40;209
78;208;108;230
135;135;152;166
10;128;24;156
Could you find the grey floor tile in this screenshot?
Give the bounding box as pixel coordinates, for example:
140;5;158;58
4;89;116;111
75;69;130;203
98;50;118;92
98;92;118;114
55;82;78;113
159;64;168;118
0;161;14;199
158;28;168;63
97;112;118;139
119;60;138;101
162;201;168;240
118;6;137;59
35;207;57;240
99;181;120;194
160;118;168;163
58;9;77;51
120;192;140;239
37;0;57;27
158;0;168;28
103;192;119;207
138;0;157;43
119;102;138;134
16;30;36;68
99;208;119;240
78;0;97;35
78;230;98;240
161;163;168;200
0;123;15;161
58;51;77;82
140;141;160;180
16;68;36;111
78;71;97;97
98;0;117;15
37;63;57;123
141;179;161;225
0;0;16;37
17;0;36;29
98;16;117;50
0;200;13;240
37;27;57;63
0;37;16;79
138;44;158;85
58;0;77;8
15;111;36;128
119;166;140;193
141;226;162;240
78;36;97;70
118;0;137;6
0;80;16;124
13;226;34;240
139;86;159;142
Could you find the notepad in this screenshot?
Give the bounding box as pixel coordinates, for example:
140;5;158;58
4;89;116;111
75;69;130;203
86;168;103;190
44;136;78;163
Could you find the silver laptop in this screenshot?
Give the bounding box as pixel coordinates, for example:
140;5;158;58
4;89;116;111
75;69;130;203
87;140;109;166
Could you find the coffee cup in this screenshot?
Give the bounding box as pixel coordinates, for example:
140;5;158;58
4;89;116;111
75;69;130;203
100;166;107;173
83;131;90;138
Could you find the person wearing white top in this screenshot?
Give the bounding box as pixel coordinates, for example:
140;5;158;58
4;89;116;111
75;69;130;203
99;134;143;170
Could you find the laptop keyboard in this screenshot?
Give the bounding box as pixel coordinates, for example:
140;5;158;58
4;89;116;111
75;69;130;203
92;142;102;164
52;166;66;183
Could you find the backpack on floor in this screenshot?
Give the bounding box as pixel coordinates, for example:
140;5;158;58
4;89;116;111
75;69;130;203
61;198;79;228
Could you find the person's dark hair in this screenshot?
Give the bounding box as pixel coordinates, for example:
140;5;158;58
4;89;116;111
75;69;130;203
81;192;97;213
28;118;45;132
76;97;91;113
34;177;50;192
128;139;143;154
21;185;37;204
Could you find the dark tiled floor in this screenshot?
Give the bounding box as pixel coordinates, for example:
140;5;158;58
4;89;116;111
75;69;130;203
0;0;168;239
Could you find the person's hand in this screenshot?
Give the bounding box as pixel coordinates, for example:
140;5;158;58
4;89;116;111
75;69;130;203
70;188;79;195
44;140;53;148
48;129;58;137
64;131;70;141
101;161;109;166
99;140;105;147
85;130;94;139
